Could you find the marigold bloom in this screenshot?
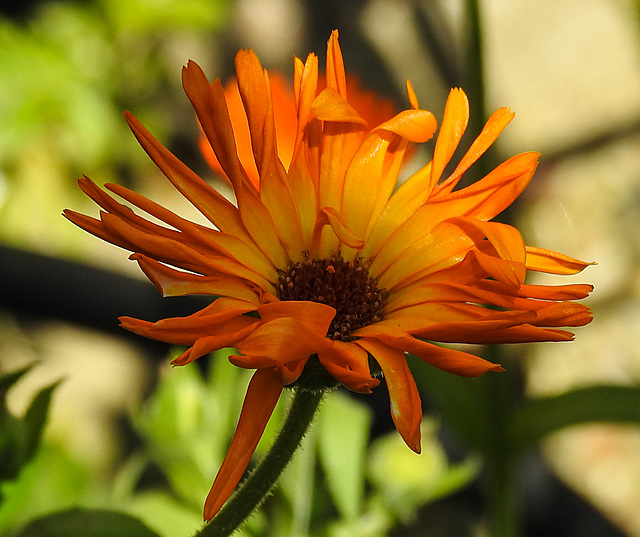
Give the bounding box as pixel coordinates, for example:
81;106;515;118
64;30;593;522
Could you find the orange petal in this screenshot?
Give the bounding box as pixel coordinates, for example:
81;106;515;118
525;246;595;275
317;340;380;393
406;79;419;110
104;182;277;282
199;77;259;187
429;88;469;191
234;51;304;259
235;316;331;369
530;302;593;328
340;109;436;253
258;300;336;331
123;112;249;241
317;206;365;250
360;327;503;377
170;324;258;366
426;152;540;223
325;29;347;97
312;87;366;125
130;253;261;303
203;368;283;521
356;337;422;453
240;319;322;356
119;298;257;345
181;61;252;192
374;109;437;143
360;162;433;260
292;52;320;151
433;107;515;195
374;217;482;290
514;282;594;301
182;69;291;270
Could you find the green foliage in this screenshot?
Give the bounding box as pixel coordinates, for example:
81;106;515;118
0;0;230;253
511;384;640;452
411;353;640;458
9;508;161;537
315;392;371;521
125;352;478;537
0;364;60;486
368;419;480;522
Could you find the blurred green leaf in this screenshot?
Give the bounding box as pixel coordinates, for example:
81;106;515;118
368;418;479;521
131;350;269;510
0;365;60;484
0;364;33;393
409;355;494;451
11;508;161;537
127;491;206;537
510;384;640;452
277;428;317;537
22;381;61;458
100;0;229;32
0;444;94;535
316;391;372;521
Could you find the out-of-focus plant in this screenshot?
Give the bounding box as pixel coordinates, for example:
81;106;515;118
0;364;59;491
123;350;479;537
0;350;479;537
0;0;229;253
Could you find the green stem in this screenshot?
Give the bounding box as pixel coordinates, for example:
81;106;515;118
465;0;486;134
480;349;521;537
486;454;519;537
194;388;324;537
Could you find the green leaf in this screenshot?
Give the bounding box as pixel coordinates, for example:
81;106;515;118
0;365;60;484
23;381;62;457
409;355;493;450
0;365;33;395
12;508;161;537
316;391;371;521
510;384;640;452
278;427;317;536
368;418;479;521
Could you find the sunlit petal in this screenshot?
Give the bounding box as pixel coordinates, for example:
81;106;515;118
203;368;283;521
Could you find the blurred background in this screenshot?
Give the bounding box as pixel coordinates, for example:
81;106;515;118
1;0;640;536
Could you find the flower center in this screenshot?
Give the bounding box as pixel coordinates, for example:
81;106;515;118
276;256;388;341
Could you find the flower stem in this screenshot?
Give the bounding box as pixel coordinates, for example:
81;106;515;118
195;388;324;537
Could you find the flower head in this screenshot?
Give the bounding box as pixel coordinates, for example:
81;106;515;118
64;30;593;522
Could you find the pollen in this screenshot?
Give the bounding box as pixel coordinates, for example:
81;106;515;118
276;256;388;341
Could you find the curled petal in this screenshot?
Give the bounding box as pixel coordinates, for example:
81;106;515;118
317;206;365;250
312;87;366;124
203;368;283;521
317;340;379;393
356;337;422;453
374;109;437;143
258;300;336;331
406;79;419;110
235;317;331;370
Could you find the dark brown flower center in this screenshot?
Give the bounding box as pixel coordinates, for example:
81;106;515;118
276;256;388;341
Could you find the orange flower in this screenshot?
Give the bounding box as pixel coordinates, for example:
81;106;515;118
64;30;593;522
